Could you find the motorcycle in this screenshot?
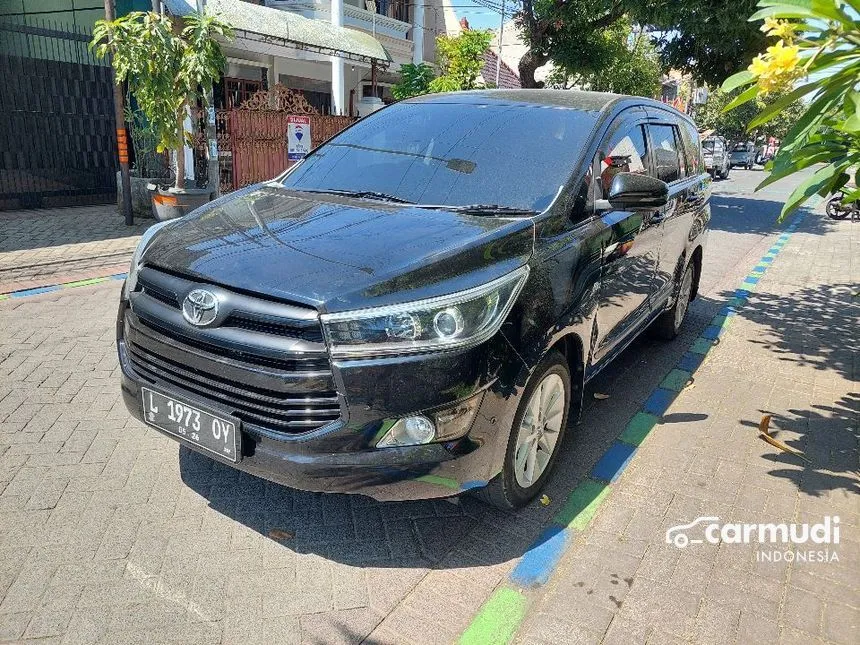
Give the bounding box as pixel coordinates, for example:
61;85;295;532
826;191;859;220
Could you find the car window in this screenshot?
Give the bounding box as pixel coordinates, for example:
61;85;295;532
681;124;701;173
597;123;649;198
281;101;598;211
678;121;703;175
649;124;681;183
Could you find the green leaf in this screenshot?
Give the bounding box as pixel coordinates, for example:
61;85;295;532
721;70;756;93
777;162;845;219
747;82;821;129
723;85;760;112
749;6;820;21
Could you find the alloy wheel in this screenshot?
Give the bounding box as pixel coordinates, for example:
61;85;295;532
513;373;566;488
674;265;694;330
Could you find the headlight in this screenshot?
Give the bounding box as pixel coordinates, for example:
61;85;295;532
321;266;529;358
123;220;174;299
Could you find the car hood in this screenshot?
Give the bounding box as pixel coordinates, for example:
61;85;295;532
141;184;535;312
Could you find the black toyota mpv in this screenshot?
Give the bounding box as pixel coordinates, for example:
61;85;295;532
117;90;709;509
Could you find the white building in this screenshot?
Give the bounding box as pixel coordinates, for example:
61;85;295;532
165;0;444;114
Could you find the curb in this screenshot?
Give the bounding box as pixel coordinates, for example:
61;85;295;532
458;213;805;645
0;272;128;301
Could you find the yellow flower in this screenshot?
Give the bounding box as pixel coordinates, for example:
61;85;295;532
747;39;802;94
767;41;800;72
748;54;769;77
761;18;798;41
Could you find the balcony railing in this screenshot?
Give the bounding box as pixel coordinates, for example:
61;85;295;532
264;0;412;40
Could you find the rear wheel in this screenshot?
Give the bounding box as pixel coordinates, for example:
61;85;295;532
652;260;695;340
475;352;571;510
827;195;850;220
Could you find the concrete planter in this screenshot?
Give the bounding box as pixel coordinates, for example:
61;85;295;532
116;172;161;219
149;185;213;221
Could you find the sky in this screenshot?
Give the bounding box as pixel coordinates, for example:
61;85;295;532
448;0;508;31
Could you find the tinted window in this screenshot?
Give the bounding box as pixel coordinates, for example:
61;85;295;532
649;124;681;183
281;102;597;211
679;121;703;174
597;123;649;197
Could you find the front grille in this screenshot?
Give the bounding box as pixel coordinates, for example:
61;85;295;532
222;311;325;343
125;267;340;435
126;337;340;432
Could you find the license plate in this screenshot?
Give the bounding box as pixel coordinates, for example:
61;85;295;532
141;387;240;463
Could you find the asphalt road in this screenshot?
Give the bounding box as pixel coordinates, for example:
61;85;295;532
0;167;828;644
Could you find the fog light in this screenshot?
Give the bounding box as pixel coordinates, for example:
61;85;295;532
376;415;436;448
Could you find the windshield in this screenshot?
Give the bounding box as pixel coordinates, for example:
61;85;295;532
281;101;597;211
732;144;748;152
702;140;716;151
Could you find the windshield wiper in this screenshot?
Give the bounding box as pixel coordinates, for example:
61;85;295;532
414;203;538;216
295;188;413;204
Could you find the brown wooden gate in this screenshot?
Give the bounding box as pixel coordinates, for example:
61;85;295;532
196;85;356;194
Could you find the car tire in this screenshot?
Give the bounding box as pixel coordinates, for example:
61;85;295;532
474;351;571;510
652;260;695;340
721;165;730;179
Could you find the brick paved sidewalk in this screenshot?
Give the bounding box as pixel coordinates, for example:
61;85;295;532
0;206;148;292
510;216;859;644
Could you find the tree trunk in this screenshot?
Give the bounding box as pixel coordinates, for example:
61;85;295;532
518;49;550;88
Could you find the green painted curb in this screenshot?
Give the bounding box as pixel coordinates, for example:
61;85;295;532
620;412;659;446
660;368;691;392
554;479;610;530
459;588;527;645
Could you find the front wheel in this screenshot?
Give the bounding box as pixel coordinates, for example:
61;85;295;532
652;260;695;340
475;352;571;510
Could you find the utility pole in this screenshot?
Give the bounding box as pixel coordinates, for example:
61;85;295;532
196;0;219;197
495;0;505;88
104;0;133;225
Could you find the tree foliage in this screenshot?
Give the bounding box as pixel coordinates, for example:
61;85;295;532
92;11;232;189
631;0;768;86
429;30;494;93
392;30;493;98
514;0;629;88
722;0;860;219
546;19;661;97
391;63;435;100
695;88;806;142
514;0;770;89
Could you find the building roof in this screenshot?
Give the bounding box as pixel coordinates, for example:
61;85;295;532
481;49;521;89
164;0;391;64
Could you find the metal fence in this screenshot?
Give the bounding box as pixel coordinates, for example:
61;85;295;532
0;18;118;210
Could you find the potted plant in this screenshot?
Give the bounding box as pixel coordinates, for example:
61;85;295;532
92;10;233;220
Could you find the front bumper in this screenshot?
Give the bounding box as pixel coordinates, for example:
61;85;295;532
117;301;522;501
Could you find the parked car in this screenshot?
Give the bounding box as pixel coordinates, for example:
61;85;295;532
729;141;755;169
117;90;710;509
702;136;730;179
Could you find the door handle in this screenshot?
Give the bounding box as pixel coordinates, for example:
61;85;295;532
602;242;619;260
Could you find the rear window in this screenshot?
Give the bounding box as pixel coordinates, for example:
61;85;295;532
281;101;598;211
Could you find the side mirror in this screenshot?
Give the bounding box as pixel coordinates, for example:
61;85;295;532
597;172;669;211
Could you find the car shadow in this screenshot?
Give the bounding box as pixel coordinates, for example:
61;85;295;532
178;291;722;570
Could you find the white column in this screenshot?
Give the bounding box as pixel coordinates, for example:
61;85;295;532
412;0;425;64
183;107;194;181
330;0;345;115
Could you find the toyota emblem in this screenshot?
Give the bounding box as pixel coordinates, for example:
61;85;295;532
182;289;219;326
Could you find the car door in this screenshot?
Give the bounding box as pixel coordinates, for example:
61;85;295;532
647;119;704;306
592;111;663;363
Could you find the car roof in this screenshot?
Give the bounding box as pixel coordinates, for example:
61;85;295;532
403;89;695;125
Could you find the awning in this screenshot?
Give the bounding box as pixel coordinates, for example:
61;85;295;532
164;0;391;65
